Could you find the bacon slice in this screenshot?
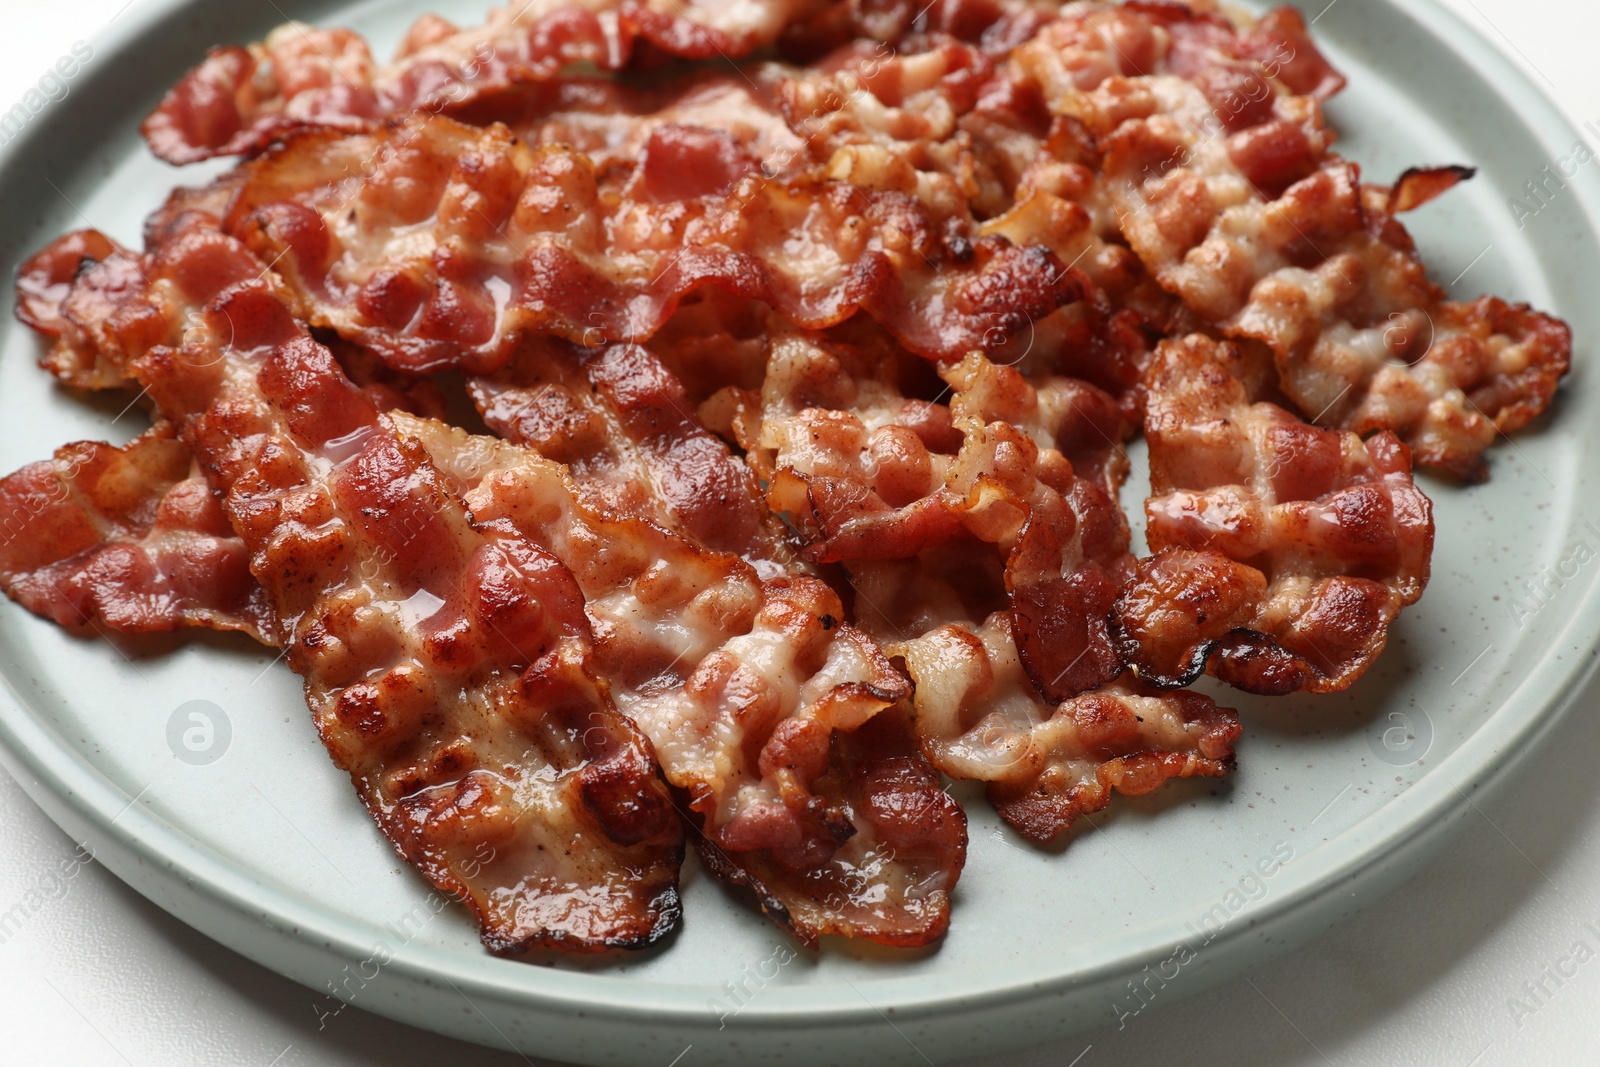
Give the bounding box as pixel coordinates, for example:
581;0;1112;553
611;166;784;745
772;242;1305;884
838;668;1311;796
394;412;966;947
220;113;1085;368
48;31;1153;396
18;212;444;428
140;1;836;164
458;67;808;176
750;324;1131;694
1113;334;1434;695
467;338;787;566
1002;6;1569;478
16;190;967;946
17;230;154;391
16;168;263;391
897;615;1239;842
778;34;1170;412
0;424;271;640
736;322;1240;839
1108;148;1568;478
81;227;686;953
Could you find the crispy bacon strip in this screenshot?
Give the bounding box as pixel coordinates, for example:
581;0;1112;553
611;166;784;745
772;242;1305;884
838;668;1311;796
897;615;1239;842
751;325;1131;697
49;33;1162;397
1002;6;1568;477
18;205;443;426
779;33;1171;412
79;226;686;953
0;424;271;640
1109;150;1568;477
1113;334;1434;695
395;413;966;947
737;322;1240;839
219;113;1085;368
17;230;153;391
14;196;967;944
16;169;262;391
456;67;808;176
12;222;964;943
140;1;836;164
467;338;788;566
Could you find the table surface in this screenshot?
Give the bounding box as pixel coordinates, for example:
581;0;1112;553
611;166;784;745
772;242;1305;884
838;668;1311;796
2;1;1597;1063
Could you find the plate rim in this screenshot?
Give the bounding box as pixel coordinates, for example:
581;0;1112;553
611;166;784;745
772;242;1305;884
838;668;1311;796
1;0;1598;1050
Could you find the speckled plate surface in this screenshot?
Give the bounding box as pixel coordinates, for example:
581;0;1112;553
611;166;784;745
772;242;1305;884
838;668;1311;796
1;1;1597;1063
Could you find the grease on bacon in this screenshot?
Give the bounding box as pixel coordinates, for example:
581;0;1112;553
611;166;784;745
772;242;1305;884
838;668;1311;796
94;227;685;953
395;413;966;947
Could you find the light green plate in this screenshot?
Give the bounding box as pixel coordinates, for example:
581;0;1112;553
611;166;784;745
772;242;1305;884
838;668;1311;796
1;1;1596;1063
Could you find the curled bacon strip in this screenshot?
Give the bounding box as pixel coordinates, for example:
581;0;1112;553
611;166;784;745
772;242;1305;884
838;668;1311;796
1113;334;1434;695
467;337;786;565
397;413;966;947
897;614;1239;843
16;230;154;391
751;325;1131;700
738;322;1240;838
96;227;685;953
0;424;271;640
1004;6;1570;478
140;1;835;164
221;114;1085;368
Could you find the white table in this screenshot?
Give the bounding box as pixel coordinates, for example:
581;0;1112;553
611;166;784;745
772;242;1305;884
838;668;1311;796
2;1;1597;1063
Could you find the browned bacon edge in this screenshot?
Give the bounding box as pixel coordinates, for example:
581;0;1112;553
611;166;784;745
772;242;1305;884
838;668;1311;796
139;0;835;164
1111;334;1434;695
0;423;273;640
71;224;690;953
985;679;1241;842
403;413;966;947
222;115;1086;369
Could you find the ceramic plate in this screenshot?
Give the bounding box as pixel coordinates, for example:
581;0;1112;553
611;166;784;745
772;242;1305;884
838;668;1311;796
1;1;1597;1063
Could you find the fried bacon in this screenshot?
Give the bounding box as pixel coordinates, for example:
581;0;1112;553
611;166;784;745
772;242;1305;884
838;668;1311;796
4;0;1575;954
9;230;966;944
460;68;807;176
0;424;271;640
736;322;1240;839
15;210;966;946
750;325;1131;685
393;412;966;946
783;33;1178;366
1113;334;1433;694
86;227;686;953
140;1;838;164
221;113;1085;368
17;230;154;391
1003;6;1569;477
897;615;1239;842
467;338;787;565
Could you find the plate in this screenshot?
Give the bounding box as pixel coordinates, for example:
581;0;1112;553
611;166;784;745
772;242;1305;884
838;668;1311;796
1;1;1597;1064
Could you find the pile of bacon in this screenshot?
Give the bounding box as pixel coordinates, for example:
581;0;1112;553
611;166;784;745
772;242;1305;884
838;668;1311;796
0;0;1568;955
